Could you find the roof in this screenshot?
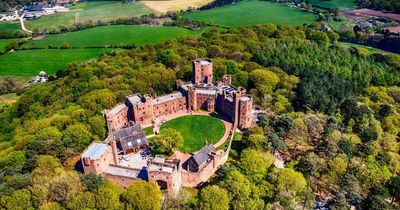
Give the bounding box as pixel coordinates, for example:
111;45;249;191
195;59;212;65
153;92;184;105
127;95;143;106
113;123;148;151
191;145;216;167
104;166;139;178
240;96;251;101
108;103;127;115
82;143;109;160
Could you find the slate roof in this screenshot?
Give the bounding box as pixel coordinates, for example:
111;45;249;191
113;122;148;151
191;145;216;167
153;92;184;105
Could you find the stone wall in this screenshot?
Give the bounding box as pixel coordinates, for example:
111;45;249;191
153;97;187;118
105;105;129;131
148;169;182;196
181;150;229;188
81;143;115;175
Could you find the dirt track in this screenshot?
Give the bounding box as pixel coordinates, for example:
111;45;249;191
343;8;400;22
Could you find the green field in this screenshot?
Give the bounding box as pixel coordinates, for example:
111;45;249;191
0;39;19;51
307;0;357;10
27;25;206;48
0;48;114;76
25;1;153;30
183;0;316;28
160;115;226;153
0;22;21;34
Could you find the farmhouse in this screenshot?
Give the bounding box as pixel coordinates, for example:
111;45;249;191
81;59;253;196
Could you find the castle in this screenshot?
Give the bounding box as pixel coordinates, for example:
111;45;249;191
106;59;253;132
80;59;253;196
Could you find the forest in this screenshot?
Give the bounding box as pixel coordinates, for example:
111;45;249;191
357;0;400;13
0;24;400;209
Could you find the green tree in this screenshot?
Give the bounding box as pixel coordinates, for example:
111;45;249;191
151;128;183;155
62;123;92;152
277;168;307;196
240;149;274;181
121;180;161;210
198;185;229;210
3;189;33;210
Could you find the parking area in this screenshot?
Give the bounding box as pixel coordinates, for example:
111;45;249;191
118;150;152;170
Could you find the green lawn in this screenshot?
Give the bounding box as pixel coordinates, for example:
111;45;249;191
0;48;114;76
160;115;226;153
307;0;357;10
183;0;316;28
27;25;206;48
340;42;400;58
25;1;153;30
143;126;154;136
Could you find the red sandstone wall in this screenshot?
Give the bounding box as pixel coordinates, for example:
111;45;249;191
132;100;154;126
148;170;181;196
193;60;213;84
106;106;129;131
82;144;115;175
104;173;137;189
181;151;229;188
153;97;186;118
239;98;253;129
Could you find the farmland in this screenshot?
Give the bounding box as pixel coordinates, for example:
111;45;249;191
142;0;213;13
183;0;317;28
307;0;357;10
0;48;113;77
25;1;153;30
27;25;206;48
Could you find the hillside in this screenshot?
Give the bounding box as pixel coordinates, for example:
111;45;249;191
0;24;399;209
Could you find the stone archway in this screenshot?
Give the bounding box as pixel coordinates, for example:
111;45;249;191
156;180;168;190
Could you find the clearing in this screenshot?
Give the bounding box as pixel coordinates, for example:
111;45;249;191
25;1;153;30
27;25;206;48
183;0;316;28
160;115;226;153
0;48;113;77
142;0;213;13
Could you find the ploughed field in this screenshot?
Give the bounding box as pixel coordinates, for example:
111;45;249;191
160;115;226;153
183;0;316;27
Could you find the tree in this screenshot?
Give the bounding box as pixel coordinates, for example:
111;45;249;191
95;180;123;210
220;170;264;210
240;149;274;181
151;128;183;155
121;180;161;210
276;168;307;196
386;176;400;204
66;191;96;209
62;123;92;152
198;185;229;210
81;173;105;191
2;189;33;210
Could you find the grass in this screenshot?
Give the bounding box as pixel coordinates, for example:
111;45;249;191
143;126;154;136
0;48;114;76
340;42;400;58
0;39;19;51
183;0;316;28
0;22;21;34
0;93;20;104
27;25;206;48
160;115;226;153
25;1;153;30
307;0;357;10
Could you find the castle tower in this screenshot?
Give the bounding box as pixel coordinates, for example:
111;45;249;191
193;59;213;84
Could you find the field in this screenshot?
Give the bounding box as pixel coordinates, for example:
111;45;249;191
160;115;226;153
142;0;213;13
0;48;113;77
27;25;206;48
25;1;153;30
0;22;21;34
0;39;19;51
307;0;356;10
183;0;316;28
